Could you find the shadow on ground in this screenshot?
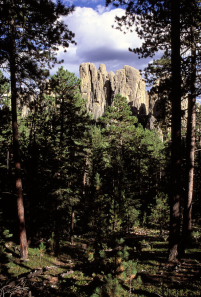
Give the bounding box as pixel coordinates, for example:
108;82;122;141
1;233;201;297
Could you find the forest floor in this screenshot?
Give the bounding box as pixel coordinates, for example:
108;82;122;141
0;228;201;297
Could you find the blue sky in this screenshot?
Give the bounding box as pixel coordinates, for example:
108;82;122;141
54;1;152;77
67;0;107;9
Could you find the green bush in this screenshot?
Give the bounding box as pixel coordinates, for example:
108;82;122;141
148;193;170;235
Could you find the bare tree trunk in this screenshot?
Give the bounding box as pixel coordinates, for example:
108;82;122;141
168;0;182;263
181;24;196;255
10;17;28;260
70;208;75;244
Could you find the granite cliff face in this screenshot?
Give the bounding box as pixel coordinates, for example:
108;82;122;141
80;63;149;119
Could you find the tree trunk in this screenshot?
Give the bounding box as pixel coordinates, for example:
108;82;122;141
60;95;64;145
70;208;75;244
168;0;182;263
10;18;28;260
181;24;196;255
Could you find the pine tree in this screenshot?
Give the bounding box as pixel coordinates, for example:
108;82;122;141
0;71;11;196
24;67;91;251
88;94;165;238
0;0;75;259
48;67;91;247
106;0;201;262
100;95;139;232
181;18;197;254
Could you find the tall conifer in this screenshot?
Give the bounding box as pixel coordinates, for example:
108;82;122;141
0;0;75;259
106;0;201;262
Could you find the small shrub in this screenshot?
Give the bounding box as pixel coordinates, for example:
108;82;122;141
148;193;170;235
0;229;13;254
192;230;201;243
91;274;128;297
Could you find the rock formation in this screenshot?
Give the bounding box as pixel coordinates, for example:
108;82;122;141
80;63;149;119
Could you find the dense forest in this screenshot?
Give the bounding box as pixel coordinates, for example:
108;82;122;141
1;0;201;296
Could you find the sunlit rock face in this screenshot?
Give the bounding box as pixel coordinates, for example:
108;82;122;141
80;63;149;119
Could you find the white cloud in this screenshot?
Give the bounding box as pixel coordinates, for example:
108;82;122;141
54;6;151;77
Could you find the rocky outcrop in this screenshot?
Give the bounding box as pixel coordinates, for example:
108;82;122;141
80;63;149;119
